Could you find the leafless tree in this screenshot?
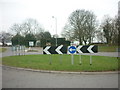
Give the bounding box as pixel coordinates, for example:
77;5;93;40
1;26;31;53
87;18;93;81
95;28;106;43
62;9;97;45
10;23;22;35
10;18;44;36
101;15;118;45
0;31;13;46
61;23;74;41
21;18;42;35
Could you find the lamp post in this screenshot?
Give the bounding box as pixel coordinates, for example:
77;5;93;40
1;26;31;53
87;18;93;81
52;16;57;46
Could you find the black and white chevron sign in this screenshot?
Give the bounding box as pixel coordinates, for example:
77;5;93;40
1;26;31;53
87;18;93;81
43;45;67;54
43;45;98;54
76;45;98;53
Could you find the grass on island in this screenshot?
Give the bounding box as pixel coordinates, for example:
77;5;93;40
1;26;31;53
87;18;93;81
98;45;118;52
2;54;119;72
27;50;38;52
0;48;7;53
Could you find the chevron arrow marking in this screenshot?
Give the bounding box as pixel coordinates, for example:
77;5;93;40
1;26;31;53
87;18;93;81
77;46;83;53
43;46;51;54
55;45;63;54
87;45;94;53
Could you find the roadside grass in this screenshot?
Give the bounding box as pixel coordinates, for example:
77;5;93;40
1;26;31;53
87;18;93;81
0;48;7;53
2;54;118;72
98;45;118;52
27;50;38;52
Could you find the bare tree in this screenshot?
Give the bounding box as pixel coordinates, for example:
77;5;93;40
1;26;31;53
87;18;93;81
101;15;118;45
0;31;13;46
118;15;120;45
10;23;22;35
61;23;74;41
10;18;44;36
111;16;119;45
95;28;106;43
62;9;97;45
21;18;41;35
36;31;51;40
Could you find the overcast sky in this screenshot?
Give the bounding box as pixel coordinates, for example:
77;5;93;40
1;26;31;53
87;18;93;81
0;0;119;36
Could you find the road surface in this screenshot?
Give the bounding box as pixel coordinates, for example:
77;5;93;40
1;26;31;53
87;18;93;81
2;66;118;88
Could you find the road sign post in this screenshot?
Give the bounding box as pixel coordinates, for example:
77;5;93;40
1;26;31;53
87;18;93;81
43;45;67;54
43;45;98;65
79;54;82;65
29;41;34;47
90;54;92;65
18;45;20;56
11;46;15;56
11;45;26;56
76;45;98;65
68;46;76;65
23;46;25;55
56;45;63;65
14;46;17;55
71;54;74;65
49;55;52;65
43;45;67;65
29;41;34;51
16;46;18;55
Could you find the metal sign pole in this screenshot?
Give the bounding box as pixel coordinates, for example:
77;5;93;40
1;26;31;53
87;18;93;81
68;46;76;65
17;46;18;55
79;54;82;65
16;46;18;56
21;46;22;55
90;53;92;65
20;46;21;56
12;46;14;56
14;47;16;56
14;46;16;55
21;46;23;55
24;46;26;55
23;46;25;55
71;54;74;65
18;45;20;56
49;55;52;65
23;46;24;55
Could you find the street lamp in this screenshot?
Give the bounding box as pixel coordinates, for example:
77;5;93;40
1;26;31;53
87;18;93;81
52;16;57;46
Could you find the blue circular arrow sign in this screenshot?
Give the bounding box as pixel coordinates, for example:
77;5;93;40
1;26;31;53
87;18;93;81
68;46;76;54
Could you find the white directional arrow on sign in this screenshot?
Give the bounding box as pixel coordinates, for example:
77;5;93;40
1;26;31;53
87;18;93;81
87;45;94;53
76;46;83;53
43;46;51;54
55;45;63;54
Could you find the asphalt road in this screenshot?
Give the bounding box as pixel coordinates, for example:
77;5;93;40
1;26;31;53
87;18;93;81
1;47;119;88
2;66;118;88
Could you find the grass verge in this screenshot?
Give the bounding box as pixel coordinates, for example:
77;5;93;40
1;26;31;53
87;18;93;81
98;45;118;52
27;50;38;52
2;54;119;72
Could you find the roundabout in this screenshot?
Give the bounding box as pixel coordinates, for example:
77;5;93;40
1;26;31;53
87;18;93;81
1;47;119;88
2;54;119;72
